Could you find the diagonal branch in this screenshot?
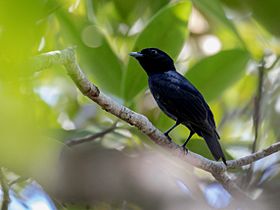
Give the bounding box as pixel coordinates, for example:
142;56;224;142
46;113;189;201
66;122;118;147
32;47;280;197
227;141;280;168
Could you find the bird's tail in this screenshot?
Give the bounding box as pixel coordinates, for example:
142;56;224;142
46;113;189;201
203;133;227;165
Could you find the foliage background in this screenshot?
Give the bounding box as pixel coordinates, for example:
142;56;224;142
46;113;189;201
0;0;280;209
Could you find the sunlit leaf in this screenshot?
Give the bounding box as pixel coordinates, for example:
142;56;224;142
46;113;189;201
185;49;250;101
122;1;192;101
192;0;245;48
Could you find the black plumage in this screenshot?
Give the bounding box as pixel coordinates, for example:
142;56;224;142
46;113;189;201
130;48;227;165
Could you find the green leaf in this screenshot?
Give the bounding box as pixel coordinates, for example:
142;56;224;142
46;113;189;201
185;49;250;101
112;0;169;24
56;10;123;96
192;0;245;47
122;1;192;101
79;40;123;96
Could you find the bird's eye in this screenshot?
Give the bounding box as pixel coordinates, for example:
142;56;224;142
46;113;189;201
150;49;158;55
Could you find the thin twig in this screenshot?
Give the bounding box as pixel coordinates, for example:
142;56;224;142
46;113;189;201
0;168;10;210
227;141;280;168
266;55;280;71
9;177;29;187
66;122;118;147
218;99;253;130
252;58;265;153
247;58;268;188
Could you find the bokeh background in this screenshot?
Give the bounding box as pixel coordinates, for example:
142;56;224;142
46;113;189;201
0;0;280;209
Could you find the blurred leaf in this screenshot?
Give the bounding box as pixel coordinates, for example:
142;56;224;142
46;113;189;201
221;0;247;11
0;0;51;79
192;0;245;48
57;10;123;96
186;49;250;101
0;89;62;175
113;0;169;24
222;0;280;37
246;1;280;37
123;1;192;101
80;40;123;96
91;0;169;26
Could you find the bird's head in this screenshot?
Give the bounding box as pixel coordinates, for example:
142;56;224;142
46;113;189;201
129;48;175;75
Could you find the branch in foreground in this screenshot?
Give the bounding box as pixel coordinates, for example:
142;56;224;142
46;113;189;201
33;48;280;196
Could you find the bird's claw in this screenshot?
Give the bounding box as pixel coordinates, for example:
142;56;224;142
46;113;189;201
181;145;189;154
178;146;188;158
164;133;172;142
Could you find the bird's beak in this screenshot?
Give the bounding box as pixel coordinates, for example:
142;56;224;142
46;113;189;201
129;52;143;58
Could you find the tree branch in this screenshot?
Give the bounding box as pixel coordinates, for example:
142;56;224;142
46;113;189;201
32;47;280;197
0;168;10;210
66;122;118;147
227;141;280;168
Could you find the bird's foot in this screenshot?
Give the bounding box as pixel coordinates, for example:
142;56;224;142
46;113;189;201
164;133;172;142
178;146;188;158
180;144;189;155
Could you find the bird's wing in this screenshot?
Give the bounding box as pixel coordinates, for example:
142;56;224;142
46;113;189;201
149;72;214;134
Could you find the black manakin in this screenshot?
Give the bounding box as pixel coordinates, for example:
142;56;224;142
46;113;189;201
130;48;227;165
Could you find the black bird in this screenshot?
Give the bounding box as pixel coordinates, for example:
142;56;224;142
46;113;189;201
129;48;227;165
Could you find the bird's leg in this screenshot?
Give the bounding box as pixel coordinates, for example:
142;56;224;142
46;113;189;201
164;121;180;141
181;130;195;150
